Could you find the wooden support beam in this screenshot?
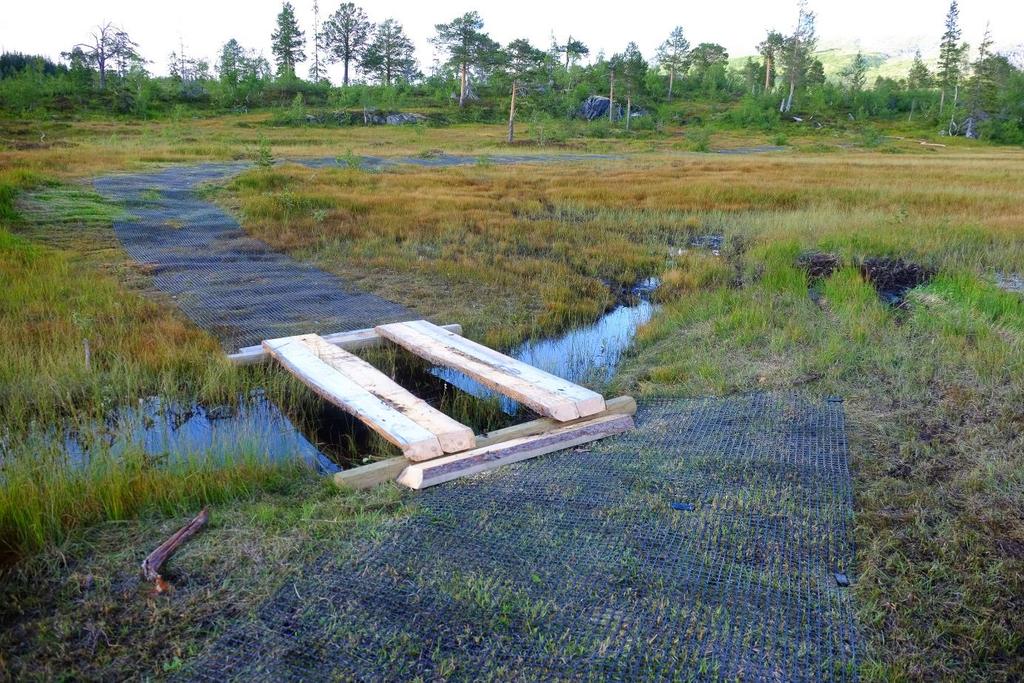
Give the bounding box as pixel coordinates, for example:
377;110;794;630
375;320;605;421
305;334;475;455
264;335;447;461
227;323;463;366
334;396;637;490
397;413;634;490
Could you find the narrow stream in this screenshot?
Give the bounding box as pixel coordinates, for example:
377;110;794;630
433;278;659;410
12;279;659;474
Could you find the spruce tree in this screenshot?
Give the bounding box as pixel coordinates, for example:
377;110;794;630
844;51;868;92
271;2;306;78
907;49;933;89
936;1;967;112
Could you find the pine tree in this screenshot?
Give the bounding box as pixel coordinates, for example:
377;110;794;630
72;22;140;90
907;49;933;89
936;1;967;112
432;12;499;108
271;2;306;78
561;37;589;70
501;38;547;143
612;42;647;131
656;27;690;100
757;31;785;91
361;19;416;86
324;2;372;86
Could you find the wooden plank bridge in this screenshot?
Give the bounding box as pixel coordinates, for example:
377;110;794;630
228;320;635;490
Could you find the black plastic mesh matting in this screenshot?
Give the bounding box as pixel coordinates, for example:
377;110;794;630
93;161;413;351
183;393;858;681
92;154;616;351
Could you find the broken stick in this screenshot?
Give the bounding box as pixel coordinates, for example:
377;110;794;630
141;507;210;584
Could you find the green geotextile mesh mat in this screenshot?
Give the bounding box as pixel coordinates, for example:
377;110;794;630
184;393;858;681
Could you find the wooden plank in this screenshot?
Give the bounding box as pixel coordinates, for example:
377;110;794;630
400;320;607;416
334;395;637;490
263;335;443;461
333;457;409;490
299;335;475;456
375;320;605;421
397;413;634;490
475;395;635;447
228;323;463;366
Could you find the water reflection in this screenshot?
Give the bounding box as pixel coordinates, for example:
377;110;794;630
433;278;659;411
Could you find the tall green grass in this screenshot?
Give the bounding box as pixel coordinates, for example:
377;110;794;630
0;445;301;564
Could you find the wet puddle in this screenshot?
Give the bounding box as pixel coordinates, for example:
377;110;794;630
997;273;1024;295
53;394;341;474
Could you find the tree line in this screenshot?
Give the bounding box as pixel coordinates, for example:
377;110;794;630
2;1;1022;143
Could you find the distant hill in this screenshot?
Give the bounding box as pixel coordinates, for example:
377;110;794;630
728;39;940;85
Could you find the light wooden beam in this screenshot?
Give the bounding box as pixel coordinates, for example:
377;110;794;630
227;323;463;366
264;334;448;461
334;396;636;490
397;413;635;490
375;320;606;421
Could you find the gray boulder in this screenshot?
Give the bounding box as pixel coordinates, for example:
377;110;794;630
361;110;427;126
579;95;622;121
384;112;427;125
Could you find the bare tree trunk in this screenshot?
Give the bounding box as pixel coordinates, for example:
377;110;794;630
785;77;796;112
764;56;771;92
667;70;674;100
625;95;632;131
343;59;350;86
908;98;915;122
948;84;959;135
608;69;615;123
507;82;517;144
459;62;468;108
939;88;945;114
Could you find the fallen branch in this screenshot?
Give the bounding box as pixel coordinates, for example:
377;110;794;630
141;508;209;587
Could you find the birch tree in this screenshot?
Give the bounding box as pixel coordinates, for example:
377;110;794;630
780;1;816;112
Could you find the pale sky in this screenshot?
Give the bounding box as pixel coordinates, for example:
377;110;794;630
3;1;1021;81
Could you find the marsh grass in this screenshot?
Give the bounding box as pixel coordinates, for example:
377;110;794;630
2;114;1023;678
0;181;311;562
223;146;1024;679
